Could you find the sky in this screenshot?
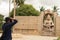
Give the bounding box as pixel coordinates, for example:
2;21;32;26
0;0;13;17
0;0;60;17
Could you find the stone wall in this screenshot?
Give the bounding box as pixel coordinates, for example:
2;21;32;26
13;16;43;35
56;16;60;36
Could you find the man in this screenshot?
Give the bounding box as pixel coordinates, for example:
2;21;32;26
0;17;18;40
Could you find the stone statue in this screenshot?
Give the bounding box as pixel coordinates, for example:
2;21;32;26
43;13;54;36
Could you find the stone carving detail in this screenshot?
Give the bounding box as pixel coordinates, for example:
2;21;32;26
42;10;55;36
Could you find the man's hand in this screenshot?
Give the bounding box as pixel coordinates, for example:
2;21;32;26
10;17;15;20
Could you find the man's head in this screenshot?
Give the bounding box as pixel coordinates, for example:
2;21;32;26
5;17;12;23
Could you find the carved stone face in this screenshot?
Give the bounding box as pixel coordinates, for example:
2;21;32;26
46;14;51;21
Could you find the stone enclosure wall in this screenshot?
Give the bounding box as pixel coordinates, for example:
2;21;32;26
13;16;43;35
13;13;60;36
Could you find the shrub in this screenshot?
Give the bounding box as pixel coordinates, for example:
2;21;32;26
0;14;4;30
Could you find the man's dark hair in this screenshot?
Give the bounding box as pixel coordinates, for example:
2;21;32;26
5;17;12;22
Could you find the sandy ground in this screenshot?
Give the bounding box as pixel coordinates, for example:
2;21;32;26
0;33;58;40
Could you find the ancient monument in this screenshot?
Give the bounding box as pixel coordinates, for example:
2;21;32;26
13;9;60;36
42;9;55;36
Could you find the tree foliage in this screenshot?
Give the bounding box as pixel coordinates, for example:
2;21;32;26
10;4;40;17
53;6;59;12
0;14;4;29
40;6;45;11
13;0;25;6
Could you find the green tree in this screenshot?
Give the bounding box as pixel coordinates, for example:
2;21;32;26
10;4;40;17
0;14;4;30
13;0;25;6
